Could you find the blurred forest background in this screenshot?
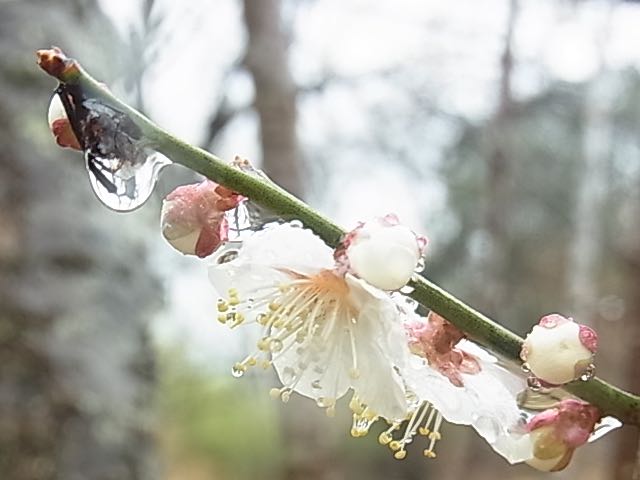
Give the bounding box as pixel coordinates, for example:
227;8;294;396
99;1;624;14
0;0;639;479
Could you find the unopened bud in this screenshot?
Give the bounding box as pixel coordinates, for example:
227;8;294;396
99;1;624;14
525;399;601;472
161;180;242;258
47;94;81;150
337;214;427;291
521;314;597;386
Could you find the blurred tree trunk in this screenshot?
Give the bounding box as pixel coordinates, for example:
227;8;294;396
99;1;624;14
242;2;336;480
0;2;160;479
479;0;519;317
243;0;305;199
614;172;640;479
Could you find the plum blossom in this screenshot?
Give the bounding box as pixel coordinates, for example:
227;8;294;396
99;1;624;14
521;314;597;386
161;180;242;258
397;312;528;461
208;222;412;422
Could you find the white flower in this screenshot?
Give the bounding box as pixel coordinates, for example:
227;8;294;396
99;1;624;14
208;222;411;421
401;339;530;462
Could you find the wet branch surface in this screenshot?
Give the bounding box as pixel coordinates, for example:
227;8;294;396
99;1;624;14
36;48;640;427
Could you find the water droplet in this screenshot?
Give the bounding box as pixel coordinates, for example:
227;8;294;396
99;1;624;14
400;285;415;294
86;150;170;211
226;200;279;241
281;366;296;383
217;249;239;264
316;396;333;408
589;416;622;442
580;363;596;381
414;257;426;273
212;240;243;264
270;338;283;352
231;364;245;378
53;86;171;212
527;376;542;391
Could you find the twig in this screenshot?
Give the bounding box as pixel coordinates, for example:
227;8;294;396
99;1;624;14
36;47;640;427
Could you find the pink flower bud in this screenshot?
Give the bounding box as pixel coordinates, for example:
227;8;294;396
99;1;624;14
521;314;597;385
335;214;427;290
525;399;601;472
47;94;81;150
161;180;242;258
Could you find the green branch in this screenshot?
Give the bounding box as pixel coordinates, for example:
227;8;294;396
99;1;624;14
37;49;640;427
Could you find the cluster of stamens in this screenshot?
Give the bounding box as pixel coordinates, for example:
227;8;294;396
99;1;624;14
376;402;443;460
216;270;361;417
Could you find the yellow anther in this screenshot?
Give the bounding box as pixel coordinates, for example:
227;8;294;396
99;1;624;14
217;300;229;312
268;301;281;312
246;357;257;367
257;338;270;351
429;431;441;441
423;449;437;458
349;397;365;415
389;441;401;452
233;312;245;324
281;390;291;403
228;288;238;296
418;426;430;436
229;297;240;306
261;360;272;369
269;388;281;399
257;314;268;325
393;450;407;460
217;314;228;324
378;432;391;445
350;428;359;437
326;406;336;418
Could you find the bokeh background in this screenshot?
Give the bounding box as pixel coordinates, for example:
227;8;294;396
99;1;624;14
0;0;639;479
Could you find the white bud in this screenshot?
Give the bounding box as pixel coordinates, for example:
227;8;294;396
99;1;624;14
346;219;423;291
522;315;594;385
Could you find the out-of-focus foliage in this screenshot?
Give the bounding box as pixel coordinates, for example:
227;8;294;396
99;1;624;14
157;348;283;480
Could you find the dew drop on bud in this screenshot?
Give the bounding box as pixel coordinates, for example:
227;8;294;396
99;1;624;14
580;363;596;381
53;85;172;212
527;376;542;392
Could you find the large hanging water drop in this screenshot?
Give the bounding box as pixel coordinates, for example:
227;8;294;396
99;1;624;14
54;84;171;212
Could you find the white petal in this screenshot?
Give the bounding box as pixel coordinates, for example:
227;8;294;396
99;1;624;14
234;223;334;271
404;353;530;463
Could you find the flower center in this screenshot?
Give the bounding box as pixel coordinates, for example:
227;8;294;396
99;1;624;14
216;269;361;415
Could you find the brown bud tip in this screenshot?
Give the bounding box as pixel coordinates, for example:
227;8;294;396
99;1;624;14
36;46;75;79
